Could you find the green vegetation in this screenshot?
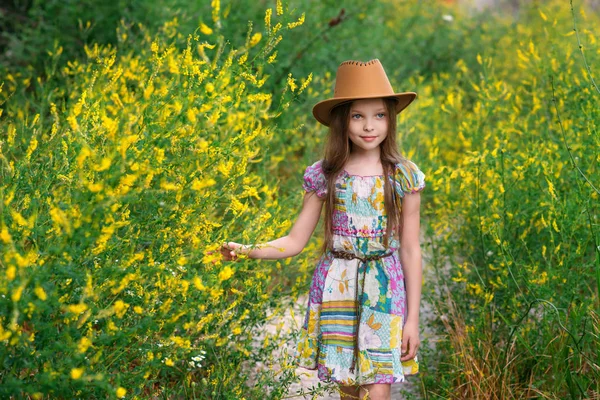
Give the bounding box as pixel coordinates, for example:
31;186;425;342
1;0;598;398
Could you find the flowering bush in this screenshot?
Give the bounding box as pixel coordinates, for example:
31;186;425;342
402;1;600;398
0;1;316;398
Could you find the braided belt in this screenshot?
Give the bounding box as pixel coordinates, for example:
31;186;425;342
330;249;394;373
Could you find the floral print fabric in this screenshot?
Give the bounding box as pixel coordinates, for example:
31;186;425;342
296;159;425;385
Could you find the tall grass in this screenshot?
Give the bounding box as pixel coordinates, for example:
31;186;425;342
412;1;600;398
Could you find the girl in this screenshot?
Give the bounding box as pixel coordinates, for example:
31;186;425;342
221;59;425;400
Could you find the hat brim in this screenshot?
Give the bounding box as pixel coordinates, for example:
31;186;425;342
312;92;417;127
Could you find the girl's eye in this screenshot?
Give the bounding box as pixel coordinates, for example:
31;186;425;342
376;113;385;118
351;114;362;119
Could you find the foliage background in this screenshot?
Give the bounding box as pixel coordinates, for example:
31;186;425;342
0;0;598;399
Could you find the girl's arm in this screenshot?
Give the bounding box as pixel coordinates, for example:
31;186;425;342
221;191;324;260
399;192;423;361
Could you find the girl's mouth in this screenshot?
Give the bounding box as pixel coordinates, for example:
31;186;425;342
360;136;378;142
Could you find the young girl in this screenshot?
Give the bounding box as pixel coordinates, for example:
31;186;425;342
221;59;425;400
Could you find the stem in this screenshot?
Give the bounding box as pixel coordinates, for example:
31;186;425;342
475;160;488;286
550;76;600;195
272;8;350;87
569;0;600;96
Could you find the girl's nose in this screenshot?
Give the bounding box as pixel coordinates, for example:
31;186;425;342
363;123;374;132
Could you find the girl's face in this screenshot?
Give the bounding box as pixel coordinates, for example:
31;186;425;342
347;98;389;154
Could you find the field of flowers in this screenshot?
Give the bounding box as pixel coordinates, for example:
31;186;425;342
0;0;598;399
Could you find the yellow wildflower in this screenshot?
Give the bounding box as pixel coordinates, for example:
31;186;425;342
34;287;47;301
287;73;297;92
211;0;220;23
193;276;206;290
287;13;305;29
6;266;16;281
95;157;111;172
249;32;262;47
200;23;213;35
191;178;216;191
11;286;24;302
265;8;272;29
160;181;179;191
113;300;129;318
116;387;127;398
68;303;88;314
78;337;92;353
0;227;11;243
218;266;234;281
70;368;84;380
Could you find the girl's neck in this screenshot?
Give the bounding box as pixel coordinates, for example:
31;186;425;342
345;147;383;175
349;145;381;162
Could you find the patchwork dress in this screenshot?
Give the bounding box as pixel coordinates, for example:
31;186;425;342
296;159;426;385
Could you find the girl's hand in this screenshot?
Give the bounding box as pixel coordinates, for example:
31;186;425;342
220;242;245;261
400;320;420;361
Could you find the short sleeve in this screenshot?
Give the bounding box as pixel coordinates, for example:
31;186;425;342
302;160;327;198
392;160;426;197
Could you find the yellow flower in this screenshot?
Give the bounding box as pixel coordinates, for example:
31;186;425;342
11;286;24;302
70;368;84;380
6;265;16;281
68;303;88;314
78;337;92;353
264;8;272;29
218;266;234;281
287;73;297;92
160;181;179;191
467;283;483;296
94;157;111;172
287;13;305;29
34;287;47;301
164;358;174;366
191;178;216;191
193;276;206;290
113;300;129;318
200;23;213;35
211;0;220;23
116;387;127;398
249;32;262;47
0;227;11;243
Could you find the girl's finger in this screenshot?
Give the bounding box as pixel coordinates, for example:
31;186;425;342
403;341;419;361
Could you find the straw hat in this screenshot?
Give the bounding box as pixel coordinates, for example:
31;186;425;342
312;59;417;127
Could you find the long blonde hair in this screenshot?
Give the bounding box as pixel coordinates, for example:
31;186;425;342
321;98;405;250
